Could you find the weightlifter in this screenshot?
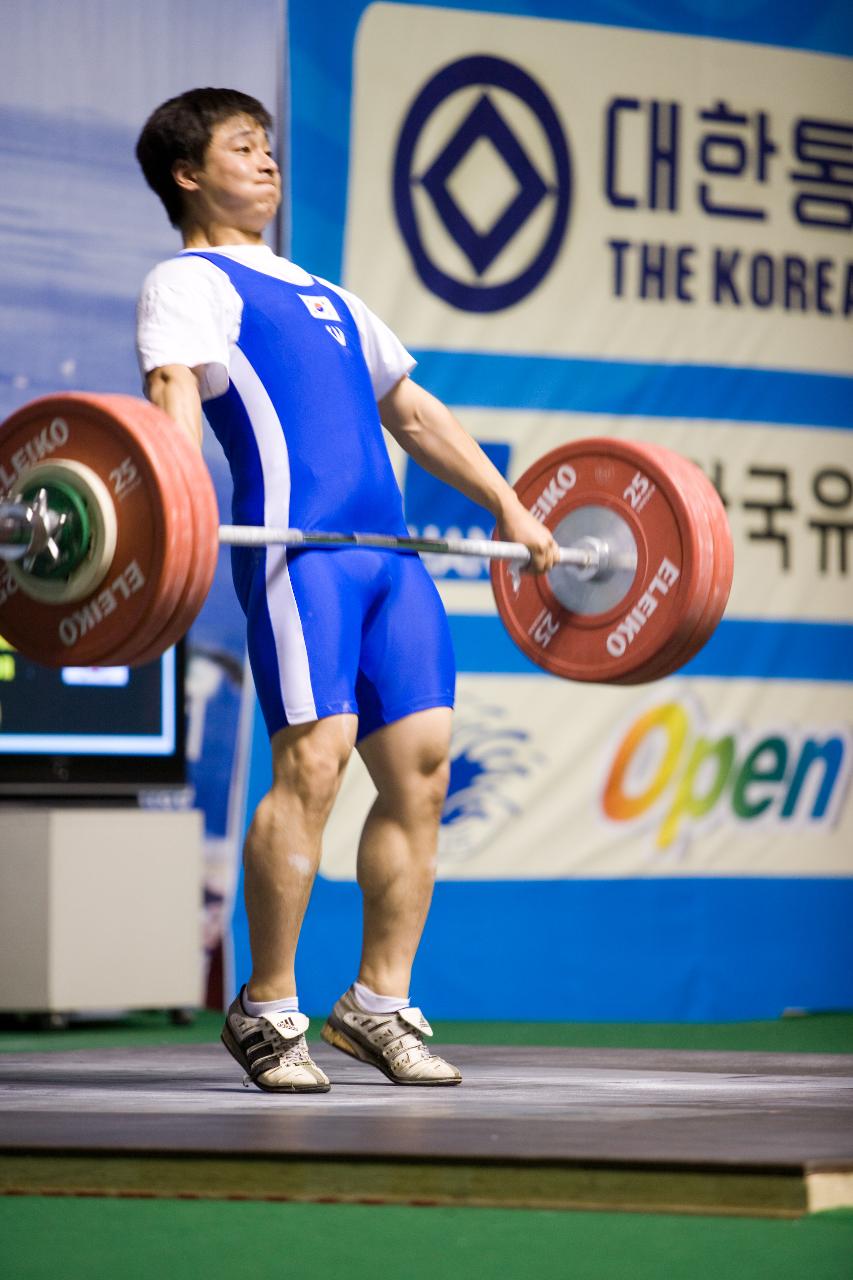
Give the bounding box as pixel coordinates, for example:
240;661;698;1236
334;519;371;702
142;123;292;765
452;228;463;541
135;87;557;1093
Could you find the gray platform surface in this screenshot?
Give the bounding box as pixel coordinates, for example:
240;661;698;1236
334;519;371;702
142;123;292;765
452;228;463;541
1;1043;852;1168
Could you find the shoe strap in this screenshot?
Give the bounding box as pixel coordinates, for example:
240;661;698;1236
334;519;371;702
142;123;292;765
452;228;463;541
260;1010;310;1040
398;1006;433;1037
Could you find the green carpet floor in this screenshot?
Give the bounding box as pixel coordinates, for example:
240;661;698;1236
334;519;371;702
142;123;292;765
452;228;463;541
1;1008;852;1056
3;1198;852;1280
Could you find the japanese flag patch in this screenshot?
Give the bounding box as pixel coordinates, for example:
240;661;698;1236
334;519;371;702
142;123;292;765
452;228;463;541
298;293;341;321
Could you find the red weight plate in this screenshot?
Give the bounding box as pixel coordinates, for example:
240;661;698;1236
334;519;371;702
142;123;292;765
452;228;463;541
661;453;733;673
611;443;718;683
616;444;733;681
0;393;193;666
101;401;197;666
60;393;196;665
490;439;712;683
126;401;220;667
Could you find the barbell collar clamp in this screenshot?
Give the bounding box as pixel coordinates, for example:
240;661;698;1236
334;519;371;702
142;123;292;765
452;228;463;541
0;499;36;559
0;490;70;569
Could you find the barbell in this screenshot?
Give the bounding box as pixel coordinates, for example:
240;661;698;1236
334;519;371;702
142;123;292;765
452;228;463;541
0;393;734;682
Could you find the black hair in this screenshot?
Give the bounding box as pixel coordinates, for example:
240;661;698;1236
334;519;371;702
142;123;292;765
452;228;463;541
135;87;273;228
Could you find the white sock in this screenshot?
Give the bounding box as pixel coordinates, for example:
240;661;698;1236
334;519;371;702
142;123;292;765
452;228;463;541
241;988;300;1018
352;980;409;1014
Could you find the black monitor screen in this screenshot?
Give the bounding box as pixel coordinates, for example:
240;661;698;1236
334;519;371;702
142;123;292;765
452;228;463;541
0;641;184;797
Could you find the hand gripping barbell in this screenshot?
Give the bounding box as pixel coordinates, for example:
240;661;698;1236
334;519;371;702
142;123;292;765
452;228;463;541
0;394;733;682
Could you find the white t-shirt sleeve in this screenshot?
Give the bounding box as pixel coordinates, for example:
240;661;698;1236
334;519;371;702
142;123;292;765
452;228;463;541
318;279;416;401
136;257;242;401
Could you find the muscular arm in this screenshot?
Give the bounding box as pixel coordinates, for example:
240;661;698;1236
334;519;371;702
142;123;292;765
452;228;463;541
378;375;558;572
144;364;204;449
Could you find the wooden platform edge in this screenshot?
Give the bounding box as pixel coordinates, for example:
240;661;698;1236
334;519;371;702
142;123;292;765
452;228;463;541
0;1150;811;1218
806;1168;853;1214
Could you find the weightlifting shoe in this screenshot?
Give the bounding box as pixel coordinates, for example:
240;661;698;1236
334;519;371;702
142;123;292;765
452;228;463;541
221;990;330;1093
321;987;462;1085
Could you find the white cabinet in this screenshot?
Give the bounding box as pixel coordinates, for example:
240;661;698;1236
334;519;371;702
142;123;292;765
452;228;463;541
0;807;203;1013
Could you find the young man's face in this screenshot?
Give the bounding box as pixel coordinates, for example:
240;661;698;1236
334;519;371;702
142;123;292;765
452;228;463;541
177;113;281;234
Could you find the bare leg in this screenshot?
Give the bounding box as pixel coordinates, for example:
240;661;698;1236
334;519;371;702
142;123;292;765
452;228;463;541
355;707;453;995
243;714;357;1002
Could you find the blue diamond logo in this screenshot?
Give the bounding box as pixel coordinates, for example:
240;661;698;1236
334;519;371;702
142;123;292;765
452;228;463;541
419;94;549;276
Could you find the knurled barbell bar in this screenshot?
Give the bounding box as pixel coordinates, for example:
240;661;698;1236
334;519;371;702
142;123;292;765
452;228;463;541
0;393;734;682
1;499;634;573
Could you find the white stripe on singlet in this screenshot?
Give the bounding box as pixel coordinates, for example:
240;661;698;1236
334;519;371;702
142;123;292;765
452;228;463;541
227;347;317;723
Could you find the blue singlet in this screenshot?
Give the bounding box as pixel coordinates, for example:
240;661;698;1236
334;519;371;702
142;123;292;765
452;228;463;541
190;252;456;739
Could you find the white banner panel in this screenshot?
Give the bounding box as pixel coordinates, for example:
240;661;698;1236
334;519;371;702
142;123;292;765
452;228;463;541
287;0;853;1020
346;3;853;374
321;673;853;880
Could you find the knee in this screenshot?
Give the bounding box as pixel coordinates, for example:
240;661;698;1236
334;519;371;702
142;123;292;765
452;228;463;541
274;734;350;820
406;746;451;825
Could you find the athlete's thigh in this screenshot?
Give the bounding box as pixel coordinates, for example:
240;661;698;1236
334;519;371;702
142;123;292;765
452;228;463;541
236;546;365;737
355;553;456;740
